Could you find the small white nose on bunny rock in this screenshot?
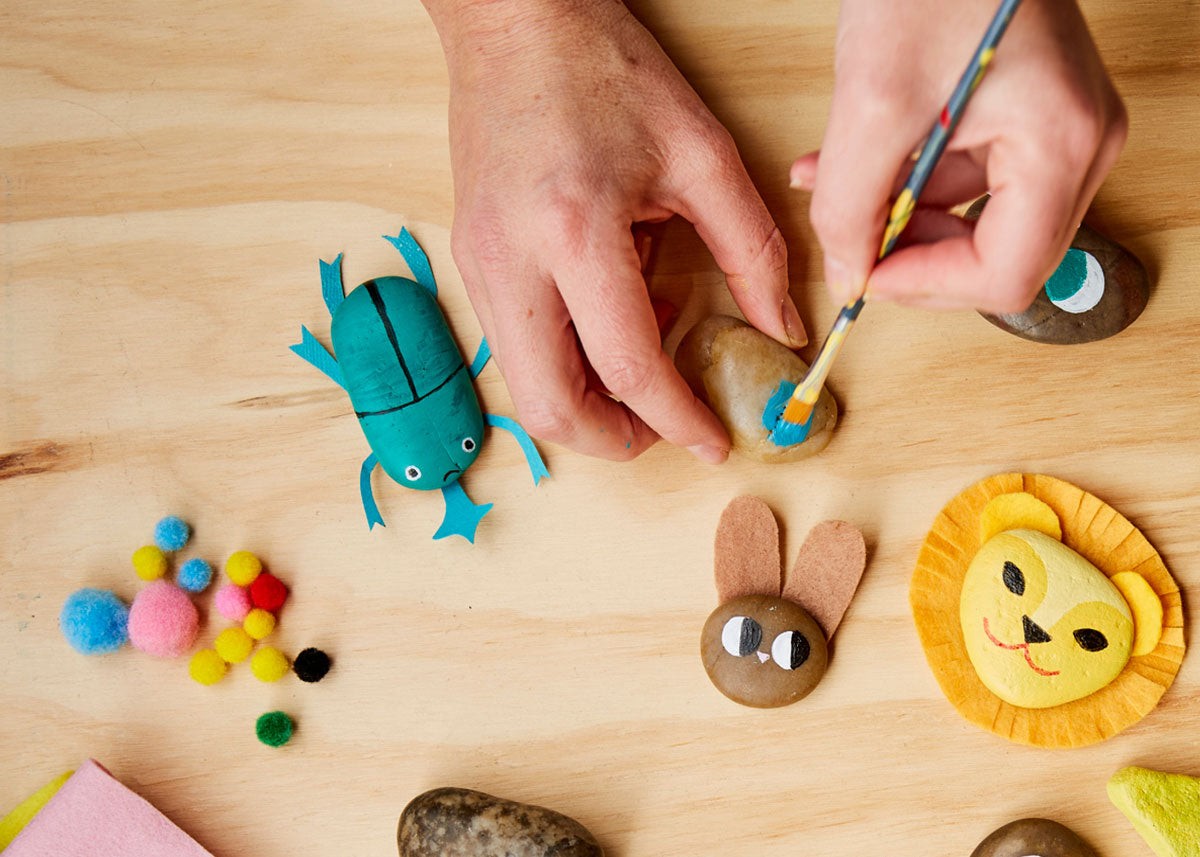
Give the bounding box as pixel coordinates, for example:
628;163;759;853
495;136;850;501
756;651;770;663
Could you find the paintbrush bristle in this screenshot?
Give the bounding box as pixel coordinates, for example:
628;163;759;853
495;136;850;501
781;397;814;426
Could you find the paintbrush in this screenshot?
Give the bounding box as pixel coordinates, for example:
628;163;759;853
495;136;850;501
766;0;1026;446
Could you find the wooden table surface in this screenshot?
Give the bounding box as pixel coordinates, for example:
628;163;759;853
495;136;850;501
3;1;1198;855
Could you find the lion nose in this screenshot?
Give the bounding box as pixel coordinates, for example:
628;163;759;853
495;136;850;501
1022;615;1052;645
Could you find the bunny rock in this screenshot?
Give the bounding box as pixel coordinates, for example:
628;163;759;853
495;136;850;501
701;496;867;708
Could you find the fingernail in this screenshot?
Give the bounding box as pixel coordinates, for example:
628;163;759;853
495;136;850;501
688;444;728;465
789;173;813;191
781;297;808;348
825;257;865;306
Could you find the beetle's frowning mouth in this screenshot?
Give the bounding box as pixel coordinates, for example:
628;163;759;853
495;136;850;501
443;468;461;482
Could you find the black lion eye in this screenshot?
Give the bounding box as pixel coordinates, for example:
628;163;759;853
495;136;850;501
721;616;763;657
1003;561;1026;596
771;631;811;671
1074;628;1108;652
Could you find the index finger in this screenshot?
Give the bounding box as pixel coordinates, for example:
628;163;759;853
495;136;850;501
553;223;731;463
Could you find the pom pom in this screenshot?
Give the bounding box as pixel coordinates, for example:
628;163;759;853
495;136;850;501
214;583;251;622
131;545;168;582
251;646;290;683
214;626;254;663
127;581;198;658
249;572;288;613
225;551;262;586
255;711;294;747
60;589;129;655
153;516;191;552
177;558;213;593
243;608;276;641
189;649;227;685
293;647;331;683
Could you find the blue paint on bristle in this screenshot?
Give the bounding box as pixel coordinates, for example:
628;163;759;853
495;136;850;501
762;380;815;447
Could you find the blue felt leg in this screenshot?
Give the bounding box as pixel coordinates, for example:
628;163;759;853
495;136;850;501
290;326;346;389
382;227;437;296
320;254;346;316
434;481;493;543
469;337;492;379
359;453;385;529
486;414;550;486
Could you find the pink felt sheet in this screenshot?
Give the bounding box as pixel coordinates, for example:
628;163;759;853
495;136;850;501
5;759;214;857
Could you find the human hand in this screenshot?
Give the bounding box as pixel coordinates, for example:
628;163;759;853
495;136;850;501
422;0;806;462
791;0;1127;312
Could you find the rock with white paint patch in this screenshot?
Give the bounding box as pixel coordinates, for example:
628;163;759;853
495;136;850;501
397;787;603;857
967;198;1149;344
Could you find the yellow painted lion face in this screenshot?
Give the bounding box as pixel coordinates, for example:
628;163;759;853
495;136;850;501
960;529;1133;709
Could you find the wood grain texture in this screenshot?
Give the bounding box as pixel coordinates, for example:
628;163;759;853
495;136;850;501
2;1;1198;855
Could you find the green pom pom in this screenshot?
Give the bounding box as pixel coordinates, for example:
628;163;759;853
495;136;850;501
255;711;294;747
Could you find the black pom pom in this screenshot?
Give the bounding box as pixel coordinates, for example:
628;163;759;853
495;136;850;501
293;647;332;683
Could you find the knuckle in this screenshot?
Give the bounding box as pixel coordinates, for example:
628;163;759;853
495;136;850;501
515;397;575;443
540;193;591;260
454;212;512;273
594;351;657;400
749;226;788;279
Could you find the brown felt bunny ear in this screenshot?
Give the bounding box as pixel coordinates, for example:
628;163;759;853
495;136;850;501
714;496;782;602
782;521;867;639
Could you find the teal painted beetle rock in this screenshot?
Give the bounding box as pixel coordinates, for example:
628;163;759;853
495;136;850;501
291;228;548;542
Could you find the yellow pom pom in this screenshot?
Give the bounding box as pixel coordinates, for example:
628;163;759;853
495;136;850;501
132;545;168;581
243;608;276;641
214;626;254;663
251;646;290;683
189;649;227;686
225;551;262;586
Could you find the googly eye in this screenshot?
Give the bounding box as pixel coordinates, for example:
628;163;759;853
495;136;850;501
461;437;476;453
1073;628;1109;652
1002;561;1026;596
404;465;422;481
771;631;811;671
721;616;763;658
1045;248;1105;314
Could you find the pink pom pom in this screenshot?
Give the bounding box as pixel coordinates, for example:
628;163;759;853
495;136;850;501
215;583;251;622
127;581;198;658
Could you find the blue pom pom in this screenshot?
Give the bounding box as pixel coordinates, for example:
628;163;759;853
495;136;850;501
60;589;129;655
177;558;213;593
154;516;191;552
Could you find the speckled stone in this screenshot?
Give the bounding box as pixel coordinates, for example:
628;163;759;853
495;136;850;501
970;818;1099;857
675;315;837;462
397;787;603;857
967;197;1149;344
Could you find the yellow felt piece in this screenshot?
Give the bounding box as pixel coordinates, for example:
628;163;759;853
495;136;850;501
1111;571;1164;657
960;530;1133;709
979;492;1062;543
0;770;73;850
1108;766;1200;857
910;473;1185;748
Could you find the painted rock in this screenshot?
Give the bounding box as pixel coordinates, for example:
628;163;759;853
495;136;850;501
701;594;829;707
675;315;837;462
970;818;1098;857
1108;766;1200;857
397;787;603;857
966;198;1149;344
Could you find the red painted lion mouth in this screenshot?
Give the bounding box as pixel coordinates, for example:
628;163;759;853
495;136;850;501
983;617;1060;677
